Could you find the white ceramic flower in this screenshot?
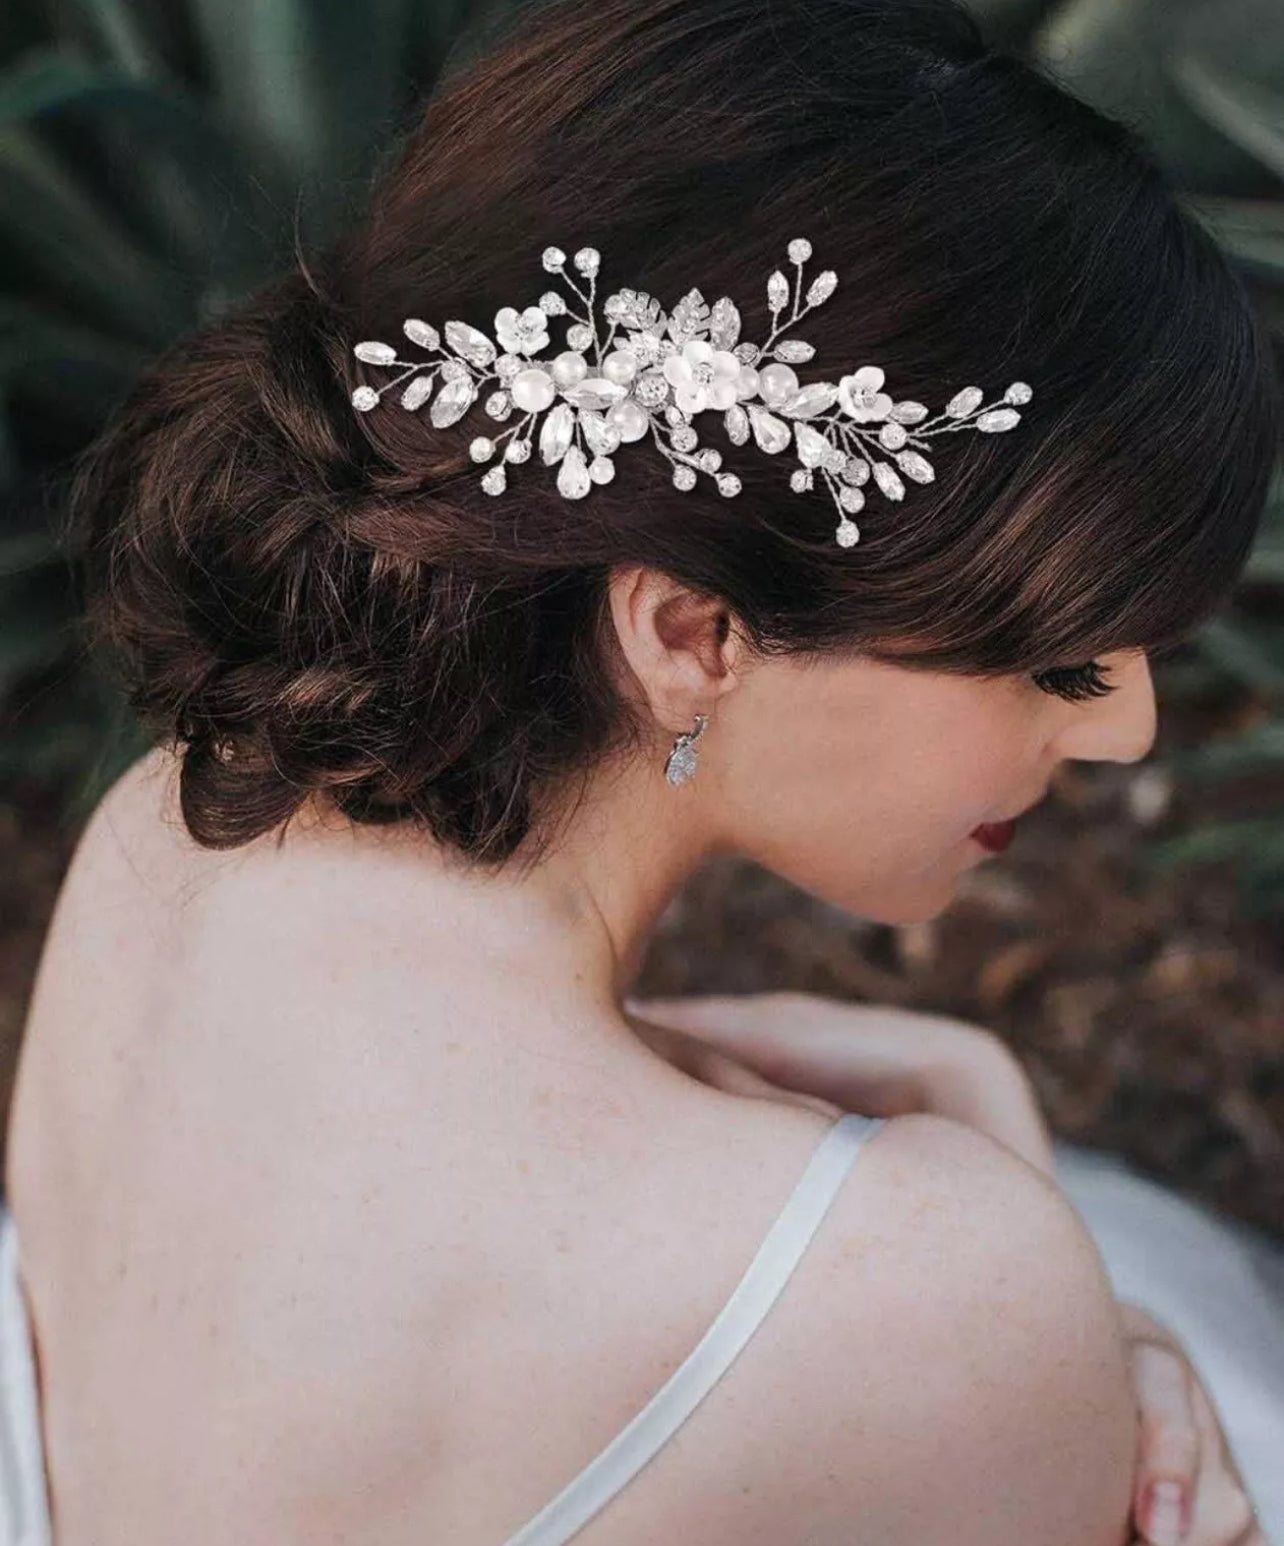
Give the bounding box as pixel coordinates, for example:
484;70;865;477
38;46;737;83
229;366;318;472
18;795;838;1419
838;366;894;422
662;340;743;415
495;304;551;357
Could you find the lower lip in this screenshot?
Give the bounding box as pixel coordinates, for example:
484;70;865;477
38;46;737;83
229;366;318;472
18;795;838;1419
969;819;1017;853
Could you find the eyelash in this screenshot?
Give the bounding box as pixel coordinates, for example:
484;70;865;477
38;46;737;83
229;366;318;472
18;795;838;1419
1031;660;1117;702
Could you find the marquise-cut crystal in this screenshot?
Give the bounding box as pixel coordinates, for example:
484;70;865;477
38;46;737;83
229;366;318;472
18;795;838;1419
561;377;626;412
355;341;397;364
805;270;837;306
430;375;476;428
724;404;750;446
872;461;905;501
780;382;838;418
895;450;935;482
539;402;575;465
401;376;435;411
444;320;496;368
774;339;816;364
975;408;1021;432
945;385;984;418
403;320;439;349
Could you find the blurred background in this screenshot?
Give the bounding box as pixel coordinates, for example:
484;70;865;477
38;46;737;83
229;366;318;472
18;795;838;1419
0;0;1281;1238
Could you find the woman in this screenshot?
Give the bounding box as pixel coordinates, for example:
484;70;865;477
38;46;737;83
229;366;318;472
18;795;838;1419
2;0;1281;1541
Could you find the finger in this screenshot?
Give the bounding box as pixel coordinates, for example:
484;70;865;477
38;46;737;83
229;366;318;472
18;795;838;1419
1130;1341;1199;1543
1184;1377;1259;1546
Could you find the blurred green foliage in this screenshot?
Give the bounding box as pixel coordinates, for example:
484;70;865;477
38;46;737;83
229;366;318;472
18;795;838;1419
0;0;1281;909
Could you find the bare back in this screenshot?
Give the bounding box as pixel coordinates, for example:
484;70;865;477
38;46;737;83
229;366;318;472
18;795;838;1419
5;748;1138;1546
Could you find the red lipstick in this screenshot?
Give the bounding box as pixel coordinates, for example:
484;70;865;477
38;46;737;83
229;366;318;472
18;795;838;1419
969;818;1017;853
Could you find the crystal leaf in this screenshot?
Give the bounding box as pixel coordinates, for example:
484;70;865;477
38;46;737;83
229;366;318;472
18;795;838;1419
733;342;761;366
945;386;984;419
725;404;750;446
747;405;791;455
895;450;935;483
429;374;476;428
560;378;626;412
404;320;440;349
606;289;662;331
557;444;592;499
444;320;496;369
668;288;710;345
355;341;397;364
975;408;1021;432
539;402;575;465
794;422;830;469
767;270;789;312
872;461;905;501
773;339;816;364
709;297;741;350
1004;382;1033;405
481;466;507;496
805;270;838;307
889;400;928;424
401;375;434;411
780;382;839;418
579;411;621;457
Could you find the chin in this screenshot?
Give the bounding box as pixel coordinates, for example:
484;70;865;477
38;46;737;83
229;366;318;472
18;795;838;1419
798;869;958;929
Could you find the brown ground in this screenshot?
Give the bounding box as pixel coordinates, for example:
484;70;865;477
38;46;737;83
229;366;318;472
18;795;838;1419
2;683;1282;1243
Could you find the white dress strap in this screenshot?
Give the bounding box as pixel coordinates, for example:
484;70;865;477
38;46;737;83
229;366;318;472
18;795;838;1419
498;1111;888;1546
0;1208;53;1546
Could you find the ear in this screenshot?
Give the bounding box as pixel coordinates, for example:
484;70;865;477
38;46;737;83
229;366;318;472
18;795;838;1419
606;564;746;729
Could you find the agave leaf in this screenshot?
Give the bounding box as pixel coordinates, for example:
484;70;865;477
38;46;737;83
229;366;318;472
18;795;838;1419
1166;720;1284;778
47;0;176;81
1196;616;1284;697
1029;0;1267;189
0;50;283;294
184;0;421;243
1182;194;1284;281
0;122;191;345
1169;49;1284;182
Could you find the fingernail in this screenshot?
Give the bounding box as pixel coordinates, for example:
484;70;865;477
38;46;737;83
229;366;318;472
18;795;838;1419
1147;1481;1186;1546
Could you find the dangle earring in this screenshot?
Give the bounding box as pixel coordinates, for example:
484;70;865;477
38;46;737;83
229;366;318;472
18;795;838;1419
664;713;709;788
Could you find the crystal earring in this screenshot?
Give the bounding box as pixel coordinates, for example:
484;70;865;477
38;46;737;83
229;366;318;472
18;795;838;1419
664;713;709;788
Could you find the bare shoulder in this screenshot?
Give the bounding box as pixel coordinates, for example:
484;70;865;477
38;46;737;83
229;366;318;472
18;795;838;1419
784;1111;1137;1546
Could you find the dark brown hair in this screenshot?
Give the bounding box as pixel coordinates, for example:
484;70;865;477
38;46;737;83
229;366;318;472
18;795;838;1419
70;0;1281;865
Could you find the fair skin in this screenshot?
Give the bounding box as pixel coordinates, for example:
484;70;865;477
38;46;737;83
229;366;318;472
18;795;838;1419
8;564;1160;1545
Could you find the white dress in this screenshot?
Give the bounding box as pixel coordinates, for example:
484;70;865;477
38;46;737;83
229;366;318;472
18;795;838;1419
1;1120;1281;1545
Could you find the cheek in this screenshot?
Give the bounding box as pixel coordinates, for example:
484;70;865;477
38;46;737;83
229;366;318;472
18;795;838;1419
721;676;1035;873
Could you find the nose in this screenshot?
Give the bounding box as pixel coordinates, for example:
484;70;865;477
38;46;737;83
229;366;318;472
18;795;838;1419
1051;650;1157;765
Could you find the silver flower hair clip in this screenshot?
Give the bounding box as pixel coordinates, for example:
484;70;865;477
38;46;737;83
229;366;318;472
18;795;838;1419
349;238;1032;548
